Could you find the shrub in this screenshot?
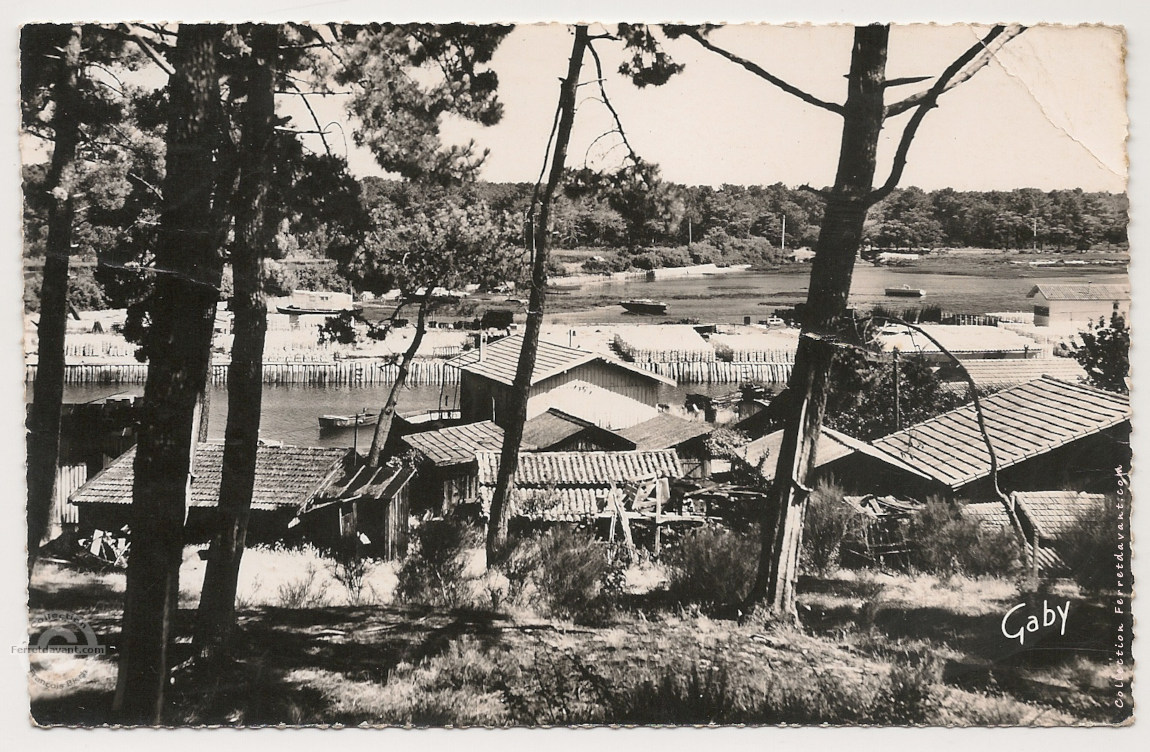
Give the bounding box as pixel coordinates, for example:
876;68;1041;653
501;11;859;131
1057;493;1128;593
907;499;1020;577
512;526;620;623
665;524;759;610
275;563;331;608
395;518;481;607
802;481;864;575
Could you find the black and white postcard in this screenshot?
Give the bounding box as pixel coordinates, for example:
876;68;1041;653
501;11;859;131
13;2;1140;731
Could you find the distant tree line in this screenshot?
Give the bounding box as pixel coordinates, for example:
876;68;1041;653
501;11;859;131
23;162;1129;313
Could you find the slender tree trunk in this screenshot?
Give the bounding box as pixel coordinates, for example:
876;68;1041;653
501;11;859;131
114;24;226;724
365;290;435;469
195;24;278;666
26;25;82;571
744;26;888;618
486;25;588;564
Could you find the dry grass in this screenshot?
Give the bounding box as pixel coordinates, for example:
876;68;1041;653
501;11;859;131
27;551;1128;726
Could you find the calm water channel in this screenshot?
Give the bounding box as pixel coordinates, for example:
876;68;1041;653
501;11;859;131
37;261;1125;448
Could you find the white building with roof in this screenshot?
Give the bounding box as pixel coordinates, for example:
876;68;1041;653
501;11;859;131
1026;283;1130;326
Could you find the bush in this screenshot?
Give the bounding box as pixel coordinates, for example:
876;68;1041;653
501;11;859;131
1057;493;1128;592
502;651;944;725
496;526;621;623
801;481;864;575
275;563;331;608
665;524;759;610
395;518;481;607
907;499;1020;577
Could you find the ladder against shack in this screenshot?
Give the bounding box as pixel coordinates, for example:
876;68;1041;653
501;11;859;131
601;474;706;554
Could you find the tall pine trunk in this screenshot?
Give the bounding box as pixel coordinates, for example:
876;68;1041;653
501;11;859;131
744;26;888;618
195;24;278;665
114;24;226;724
26;25;82;570
485;25;588;563
365;289;435;469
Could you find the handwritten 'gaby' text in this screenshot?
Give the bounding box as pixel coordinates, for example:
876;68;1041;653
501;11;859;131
1000;600;1070;646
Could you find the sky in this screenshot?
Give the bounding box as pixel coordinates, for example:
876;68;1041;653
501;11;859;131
282;23;1129;192
20;22;1125;193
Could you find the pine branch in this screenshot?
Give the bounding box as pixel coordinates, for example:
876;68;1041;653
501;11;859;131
680;27;845;116
885;25;1023;117
870;25;1026;204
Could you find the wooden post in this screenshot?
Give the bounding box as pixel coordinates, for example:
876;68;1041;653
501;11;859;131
655;477;669;555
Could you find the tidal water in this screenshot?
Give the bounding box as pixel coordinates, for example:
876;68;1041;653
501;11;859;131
46;381;729;448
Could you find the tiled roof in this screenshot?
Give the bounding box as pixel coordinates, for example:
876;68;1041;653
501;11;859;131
475;449;682;521
71;443;350;511
447;334;674;387
530;380;660;430
871;377;1130;490
1027;283;1130;301
961;502;1013;529
617;413;712;450
403;421;507;467
951;358;1088;391
960;502;1067;574
1012;490;1106;539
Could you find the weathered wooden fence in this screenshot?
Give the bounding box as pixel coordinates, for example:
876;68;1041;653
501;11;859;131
30;358;795;386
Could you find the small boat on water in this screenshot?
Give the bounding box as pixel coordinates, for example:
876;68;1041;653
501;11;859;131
278;304;362;316
277;290;361;316
620;299;668;315
318;410;378;430
884;285;926;299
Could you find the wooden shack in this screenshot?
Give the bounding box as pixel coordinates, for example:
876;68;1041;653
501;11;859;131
1027;283;1130;327
448;334;674;430
300;460;416;559
69;443;351;543
401;420;510;516
521;409;634;452
860;377;1130;500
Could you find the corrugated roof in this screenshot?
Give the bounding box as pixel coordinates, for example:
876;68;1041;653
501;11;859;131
1027;283;1130;301
618;413;712;450
447;333;674;387
951;358;1088;390
71;443;350;511
872;377;1130;490
475;449;683;521
1012;490;1106;539
403;420;507;467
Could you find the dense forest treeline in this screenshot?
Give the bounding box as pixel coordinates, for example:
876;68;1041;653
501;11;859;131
23;161;1128;312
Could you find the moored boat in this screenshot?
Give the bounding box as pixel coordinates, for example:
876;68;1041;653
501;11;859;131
278;304;362;316
620;299;668;314
884;285;925;298
318;410;378;430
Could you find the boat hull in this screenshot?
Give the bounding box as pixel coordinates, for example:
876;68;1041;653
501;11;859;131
620;300;668;315
278;305;362;316
318;412;379;429
884;288;925;298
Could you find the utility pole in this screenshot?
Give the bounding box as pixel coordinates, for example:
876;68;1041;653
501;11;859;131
1032;216;1038;251
893;349;901;431
781;214;786;255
